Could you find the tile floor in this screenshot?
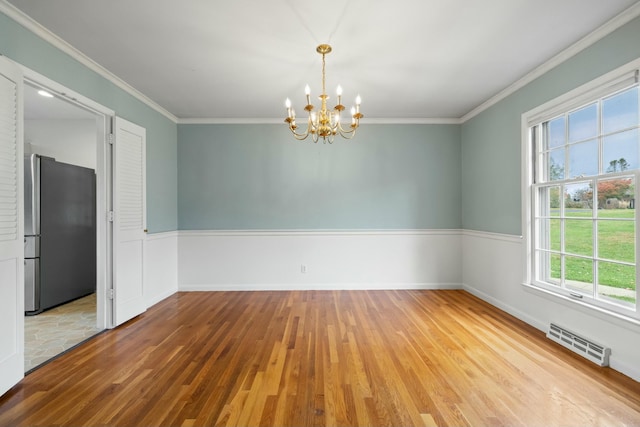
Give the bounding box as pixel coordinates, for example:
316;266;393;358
24;293;103;372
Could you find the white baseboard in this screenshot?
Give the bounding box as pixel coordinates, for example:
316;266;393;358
609;357;640;383
462;283;547;332
179;282;463;292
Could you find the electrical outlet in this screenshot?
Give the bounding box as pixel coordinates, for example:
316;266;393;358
301;264;307;274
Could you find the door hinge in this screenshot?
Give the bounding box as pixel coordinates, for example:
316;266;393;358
107;211;114;222
108;133;114;145
107;289;115;300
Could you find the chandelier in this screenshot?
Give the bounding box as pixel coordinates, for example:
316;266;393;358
284;44;363;143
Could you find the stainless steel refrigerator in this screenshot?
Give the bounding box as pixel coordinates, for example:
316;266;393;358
24;154;96;315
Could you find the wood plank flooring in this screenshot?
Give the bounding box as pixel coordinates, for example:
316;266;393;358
0;290;639;426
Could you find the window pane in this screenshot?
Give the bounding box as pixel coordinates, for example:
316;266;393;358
537;218;561;252
565;219;592;257
603;87;639;134
569;139;598;178
603;129;639;174
564;182;593;216
546;117;566;149
597;219;635;263
596;177;634;212
569;103;598;142
538;186;561;216
538;251;561;286
547;149;565;181
598;261;636;307
564;256;593;295
550;219;561;251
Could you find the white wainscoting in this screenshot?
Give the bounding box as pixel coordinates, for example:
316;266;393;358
178;230;463;291
144;231;179;307
462;229;640;382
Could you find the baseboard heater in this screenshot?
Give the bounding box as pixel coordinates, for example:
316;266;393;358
546;323;611;367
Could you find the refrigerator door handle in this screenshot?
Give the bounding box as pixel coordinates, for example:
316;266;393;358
31;155;41;235
24;154;41;236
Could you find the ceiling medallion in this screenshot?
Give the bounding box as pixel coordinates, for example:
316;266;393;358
284;44;363;143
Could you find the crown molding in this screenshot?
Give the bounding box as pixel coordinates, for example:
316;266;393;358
0;0;178;123
178;229;463;237
177;117;463;125
460;2;640;123
361;117;463;125
3;0;638;126
178;118;284;125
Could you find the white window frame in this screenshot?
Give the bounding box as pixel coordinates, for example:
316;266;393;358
522;58;640;322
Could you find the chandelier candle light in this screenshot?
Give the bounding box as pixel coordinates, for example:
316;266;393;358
284;44;363;143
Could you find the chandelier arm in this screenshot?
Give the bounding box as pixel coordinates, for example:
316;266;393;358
288;125;310;140
336;122;358;139
338;129;357;140
337;121;356;134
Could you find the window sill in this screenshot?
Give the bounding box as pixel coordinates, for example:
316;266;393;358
521;282;640;332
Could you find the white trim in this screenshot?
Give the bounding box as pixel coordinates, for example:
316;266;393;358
146;230;179;240
523;59;640;127
177;117;463;125
462;283;547;332
0;1;178;123
347;118;463;125
461;2;640;123
180;283;463;292
462;229;522;244
522;282;640;331
20;65;115;117
609;357;640;384
178;228;462;237
178;118;284;125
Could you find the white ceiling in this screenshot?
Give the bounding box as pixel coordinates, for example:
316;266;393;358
6;0;640;121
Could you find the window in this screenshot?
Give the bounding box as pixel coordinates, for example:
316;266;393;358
523;64;640;320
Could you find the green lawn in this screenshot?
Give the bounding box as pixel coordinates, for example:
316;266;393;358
548;208;636;304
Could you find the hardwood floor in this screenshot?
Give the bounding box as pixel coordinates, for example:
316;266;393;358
0;290;638;426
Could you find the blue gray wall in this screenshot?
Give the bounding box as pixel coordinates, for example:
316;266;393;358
0;12;178;233
4;7;639;235
178;124;461;230
461;16;640;235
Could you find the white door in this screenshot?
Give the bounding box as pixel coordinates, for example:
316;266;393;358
112;117;146;326
0;56;24;396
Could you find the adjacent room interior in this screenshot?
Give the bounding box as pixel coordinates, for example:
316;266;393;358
22;83;103;371
0;1;639;426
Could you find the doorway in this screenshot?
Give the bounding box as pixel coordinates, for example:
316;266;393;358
22;77;109;372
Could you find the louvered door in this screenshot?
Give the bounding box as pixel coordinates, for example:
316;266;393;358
0;56;24;396
112;117;146;326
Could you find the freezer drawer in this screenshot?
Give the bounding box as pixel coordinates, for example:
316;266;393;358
24;258;40;313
